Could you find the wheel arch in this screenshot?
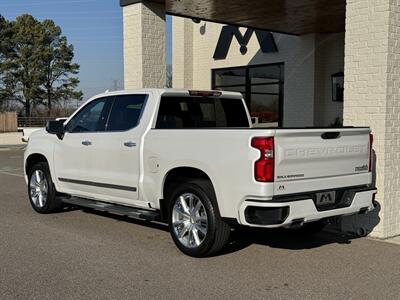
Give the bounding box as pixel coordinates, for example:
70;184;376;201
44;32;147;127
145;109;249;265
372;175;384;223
162;167;214;197
159;166;218;221
25;153;49;176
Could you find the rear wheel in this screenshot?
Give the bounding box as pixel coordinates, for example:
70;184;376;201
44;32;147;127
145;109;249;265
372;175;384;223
168;179;231;257
28;162;62;213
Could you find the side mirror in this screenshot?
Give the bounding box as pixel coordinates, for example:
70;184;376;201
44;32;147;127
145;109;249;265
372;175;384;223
46;120;65;139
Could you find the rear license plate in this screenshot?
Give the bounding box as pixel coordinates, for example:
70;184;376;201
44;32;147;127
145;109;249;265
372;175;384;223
316;191;336;206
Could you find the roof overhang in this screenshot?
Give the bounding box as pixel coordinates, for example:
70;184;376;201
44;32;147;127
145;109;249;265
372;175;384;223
120;0;346;35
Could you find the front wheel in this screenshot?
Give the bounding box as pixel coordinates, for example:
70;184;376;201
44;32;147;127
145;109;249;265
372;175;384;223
28;162;62;213
168;180;230;257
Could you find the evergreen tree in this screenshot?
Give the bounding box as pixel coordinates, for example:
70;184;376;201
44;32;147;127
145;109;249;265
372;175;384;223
0;15;16;110
0;14;82;116
41;19;82;116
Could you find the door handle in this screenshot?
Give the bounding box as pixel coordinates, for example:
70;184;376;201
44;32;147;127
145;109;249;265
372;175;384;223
124;141;136;147
82;140;92;146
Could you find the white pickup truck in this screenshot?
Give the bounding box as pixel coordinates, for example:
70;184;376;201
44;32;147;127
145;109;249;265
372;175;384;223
24;89;377;257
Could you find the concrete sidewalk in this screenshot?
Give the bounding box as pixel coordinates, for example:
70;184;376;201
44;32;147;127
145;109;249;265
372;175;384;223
383;235;400;245
0;132;25;147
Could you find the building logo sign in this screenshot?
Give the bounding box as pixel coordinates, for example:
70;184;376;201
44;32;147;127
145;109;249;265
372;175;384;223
213;25;278;60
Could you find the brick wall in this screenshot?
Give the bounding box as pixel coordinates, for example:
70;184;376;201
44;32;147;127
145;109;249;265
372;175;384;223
123;2;166;89
384;0;400;237
172;18;193;88
343;0;400;238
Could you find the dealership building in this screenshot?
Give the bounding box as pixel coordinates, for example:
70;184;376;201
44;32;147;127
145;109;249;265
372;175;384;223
120;0;400;239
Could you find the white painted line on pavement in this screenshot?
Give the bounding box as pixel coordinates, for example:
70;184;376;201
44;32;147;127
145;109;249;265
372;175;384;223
0;171;24;178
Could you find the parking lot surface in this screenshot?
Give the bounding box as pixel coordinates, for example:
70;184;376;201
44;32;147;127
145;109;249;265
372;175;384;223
1;149;400;299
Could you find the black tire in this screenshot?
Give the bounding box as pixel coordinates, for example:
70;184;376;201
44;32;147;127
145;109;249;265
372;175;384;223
167;179;231;257
27;162;62;213
290;220;326;235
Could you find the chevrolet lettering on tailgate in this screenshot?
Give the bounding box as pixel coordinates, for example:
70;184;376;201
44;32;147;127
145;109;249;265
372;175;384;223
284;144;368;159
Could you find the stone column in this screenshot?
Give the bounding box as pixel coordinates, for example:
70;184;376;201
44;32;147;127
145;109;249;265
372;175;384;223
122;0;166;88
172;16;194;89
343;0;400;238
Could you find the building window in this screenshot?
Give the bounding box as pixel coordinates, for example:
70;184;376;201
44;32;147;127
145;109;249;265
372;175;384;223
212;63;284;127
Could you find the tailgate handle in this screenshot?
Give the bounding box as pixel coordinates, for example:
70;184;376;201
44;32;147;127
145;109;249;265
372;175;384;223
321;132;341;139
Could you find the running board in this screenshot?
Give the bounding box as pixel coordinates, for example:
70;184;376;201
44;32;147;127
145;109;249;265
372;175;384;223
61;197;160;221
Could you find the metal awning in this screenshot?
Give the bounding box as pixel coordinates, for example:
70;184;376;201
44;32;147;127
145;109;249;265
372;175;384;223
120;0;346;35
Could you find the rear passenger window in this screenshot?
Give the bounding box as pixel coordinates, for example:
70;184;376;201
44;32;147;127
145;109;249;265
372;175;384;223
156;97;249;129
107;95;146;131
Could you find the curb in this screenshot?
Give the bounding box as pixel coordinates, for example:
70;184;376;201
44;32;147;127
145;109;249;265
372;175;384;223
0;144;26;150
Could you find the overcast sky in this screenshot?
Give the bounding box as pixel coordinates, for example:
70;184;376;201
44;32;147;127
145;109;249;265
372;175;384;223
0;0;172;99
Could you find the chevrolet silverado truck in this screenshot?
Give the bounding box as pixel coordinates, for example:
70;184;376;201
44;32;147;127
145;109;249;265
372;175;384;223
24;89;377;257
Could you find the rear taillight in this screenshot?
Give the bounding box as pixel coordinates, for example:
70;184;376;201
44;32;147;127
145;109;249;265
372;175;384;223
251;137;274;182
369;133;373;172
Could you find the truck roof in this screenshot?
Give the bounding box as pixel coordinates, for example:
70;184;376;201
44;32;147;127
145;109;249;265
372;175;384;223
91;88;243;100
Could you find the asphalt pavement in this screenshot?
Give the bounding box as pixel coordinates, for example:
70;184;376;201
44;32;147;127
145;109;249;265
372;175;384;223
1;149;400;299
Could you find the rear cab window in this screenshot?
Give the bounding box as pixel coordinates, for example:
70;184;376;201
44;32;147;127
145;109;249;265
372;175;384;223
156;96;250;129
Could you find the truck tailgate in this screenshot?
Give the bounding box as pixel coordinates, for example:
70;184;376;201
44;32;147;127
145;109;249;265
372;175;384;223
274;128;371;188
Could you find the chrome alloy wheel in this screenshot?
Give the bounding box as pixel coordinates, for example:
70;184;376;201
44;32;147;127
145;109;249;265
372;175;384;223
172;193;208;248
29;170;48;208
